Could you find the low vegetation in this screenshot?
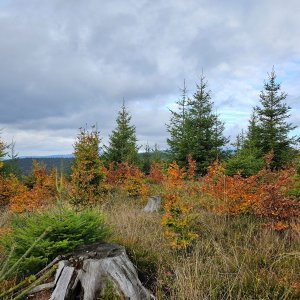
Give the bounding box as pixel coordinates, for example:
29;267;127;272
1;157;299;299
1;208;111;278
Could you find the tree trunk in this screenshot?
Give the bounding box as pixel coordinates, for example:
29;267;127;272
28;242;155;300
143;196;161;213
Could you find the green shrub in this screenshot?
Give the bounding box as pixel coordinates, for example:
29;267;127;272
1;208;111;277
225;150;264;177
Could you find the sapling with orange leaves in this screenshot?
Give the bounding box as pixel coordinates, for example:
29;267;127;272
70;126;105;207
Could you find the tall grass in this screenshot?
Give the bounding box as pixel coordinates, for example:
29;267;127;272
103;192;300;300
1;190;299;299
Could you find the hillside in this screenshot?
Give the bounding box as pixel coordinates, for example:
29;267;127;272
10;157;74;175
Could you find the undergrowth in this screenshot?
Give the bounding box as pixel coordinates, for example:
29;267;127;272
0;208;111;278
103;191;300;300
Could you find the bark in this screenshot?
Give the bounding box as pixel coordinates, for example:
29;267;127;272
143;196;161;213
28;242;155;300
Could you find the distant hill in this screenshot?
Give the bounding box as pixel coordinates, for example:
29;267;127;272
6;150;170;176
12;157;74;176
19;154;74;159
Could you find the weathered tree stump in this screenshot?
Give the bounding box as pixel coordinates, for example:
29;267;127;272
143;196;161;213
28;242;155;300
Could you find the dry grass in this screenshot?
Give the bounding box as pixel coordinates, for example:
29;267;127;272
1;191;299;299
104;195;166;250
0;208;10;227
102;191;300;300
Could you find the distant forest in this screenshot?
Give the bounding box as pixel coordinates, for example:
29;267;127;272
6;151;171;176
11;157;74;176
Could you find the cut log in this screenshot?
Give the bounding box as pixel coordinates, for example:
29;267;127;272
28;242;155;300
143;196;161;212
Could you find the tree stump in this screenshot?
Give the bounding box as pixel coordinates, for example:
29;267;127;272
143;196;161;213
28;242;155;300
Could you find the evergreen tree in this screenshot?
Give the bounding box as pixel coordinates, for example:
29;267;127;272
141;143;152;173
233;129;245;152
2;140;21;176
105;101;139;165
187;75;228;174
226;115;264;177
255;68;298;168
152;144;164;162
141;143;165;173
242;110;263;157
226;69;299;176
244;111;259;148
167;80;190;166
71;126;104;207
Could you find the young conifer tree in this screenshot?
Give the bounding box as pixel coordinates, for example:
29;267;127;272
141;143;152;173
2;140;20;176
104;101;140;165
226;113;264;177
244;111;260;150
167;80;190;166
187;75;228;174
226;69;299;176
255;68;299;168
71;126;104;207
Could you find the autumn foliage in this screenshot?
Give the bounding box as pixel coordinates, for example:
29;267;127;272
187;154;197;181
149;162;164;184
201;155;300;231
161;193;198;250
103;162;149;198
161;158;199;249
0;144;299;239
164;161;186;190
70;127;105;207
0;175;26;207
10;162;57;213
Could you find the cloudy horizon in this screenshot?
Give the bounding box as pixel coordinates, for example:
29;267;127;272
1;0;300;156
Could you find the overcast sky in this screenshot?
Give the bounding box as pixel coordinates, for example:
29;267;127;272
0;0;300;156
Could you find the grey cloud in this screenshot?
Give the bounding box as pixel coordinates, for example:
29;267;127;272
0;0;300;155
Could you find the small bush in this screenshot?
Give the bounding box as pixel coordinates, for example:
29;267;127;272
1;208;111;277
225;150;264;177
162;194;198;250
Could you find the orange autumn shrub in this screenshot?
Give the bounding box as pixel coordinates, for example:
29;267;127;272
187;154;197;181
104;162;149;198
123;175;149;198
103;162;136;185
201;160;258;214
102;162;118;185
164;161;186;191
122;165;149;198
10;188;46;213
201;158;300;231
10;163;57;213
253;166;300;230
0;175;26;207
149;161;164;184
160;160;199;249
